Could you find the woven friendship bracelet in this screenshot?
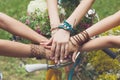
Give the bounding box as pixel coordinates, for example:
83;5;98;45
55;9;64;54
30;44;46;59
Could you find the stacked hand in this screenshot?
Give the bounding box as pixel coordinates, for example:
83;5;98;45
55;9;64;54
42;28;70;63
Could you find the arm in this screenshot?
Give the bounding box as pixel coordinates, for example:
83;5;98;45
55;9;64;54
86;10;120;37
0;12;48;43
71;36;120;62
66;0;95;27
70;10;120;47
46;0;60;28
69;11;120;60
0;39;51;59
46;0;71;63
49;0;94;61
81;36;120;52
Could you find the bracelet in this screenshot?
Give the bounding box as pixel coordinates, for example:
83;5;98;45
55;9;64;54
50;27;59;36
50;27;59;32
58;20;75;34
71;30;90;46
30;44;46;59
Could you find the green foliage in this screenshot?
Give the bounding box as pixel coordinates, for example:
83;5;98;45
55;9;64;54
101;26;120;36
20;9;51;38
92;0;120;19
97;73;118;80
88;50;120;73
0;0;30;19
0;0;30;39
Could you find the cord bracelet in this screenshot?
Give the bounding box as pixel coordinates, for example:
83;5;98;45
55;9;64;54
70;30;90;47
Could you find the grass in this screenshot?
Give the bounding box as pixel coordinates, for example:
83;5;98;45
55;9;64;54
0;0;30;39
92;0;120;19
0;0;120;80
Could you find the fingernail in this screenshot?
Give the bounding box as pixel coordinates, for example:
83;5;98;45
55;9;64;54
55;60;57;63
60;59;63;63
57;61;60;64
65;55;67;58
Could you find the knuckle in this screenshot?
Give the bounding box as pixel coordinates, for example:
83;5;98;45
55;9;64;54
57;42;62;45
53;41;57;44
51;48;55;53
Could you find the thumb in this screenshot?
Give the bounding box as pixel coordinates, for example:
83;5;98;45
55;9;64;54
40;38;53;46
72;50;80;62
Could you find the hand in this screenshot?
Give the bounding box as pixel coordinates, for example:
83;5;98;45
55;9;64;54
69;37;81;62
47;29;70;63
69;31;90;62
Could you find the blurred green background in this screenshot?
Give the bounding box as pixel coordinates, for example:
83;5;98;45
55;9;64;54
0;0;120;80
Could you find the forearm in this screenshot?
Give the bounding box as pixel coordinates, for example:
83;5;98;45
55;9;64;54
0;13;47;43
0;39;51;58
66;0;95;27
0;39;31;57
81;36;120;52
47;0;60;28
86;10;120;37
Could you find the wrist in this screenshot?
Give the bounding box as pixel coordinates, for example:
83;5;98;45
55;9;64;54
51;27;59;36
50;23;60;36
70;30;90;47
30;44;46;59
50;23;60;28
58;20;75;35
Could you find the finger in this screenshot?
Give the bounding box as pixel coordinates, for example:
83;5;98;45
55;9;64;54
40;40;49;43
60;44;65;63
55;43;61;63
64;43;69;58
45;38;53;45
44;46;51;49
51;41;56;57
72;50;78;62
40;38;53;46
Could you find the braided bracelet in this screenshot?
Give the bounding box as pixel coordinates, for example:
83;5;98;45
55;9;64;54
30;44;46;59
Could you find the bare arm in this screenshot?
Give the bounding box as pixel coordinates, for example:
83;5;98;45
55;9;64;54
71;10;120;44
70;11;120;60
46;0;71;63
86;10;120;37
66;0;95;27
47;0;60;28
0;12;48;43
0;39;51;59
81;36;120;52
